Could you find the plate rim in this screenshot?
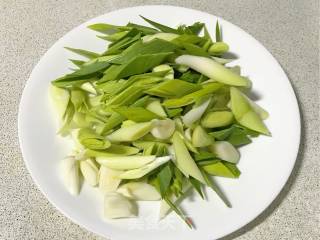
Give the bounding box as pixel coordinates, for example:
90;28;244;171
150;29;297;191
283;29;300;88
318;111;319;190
18;4;301;240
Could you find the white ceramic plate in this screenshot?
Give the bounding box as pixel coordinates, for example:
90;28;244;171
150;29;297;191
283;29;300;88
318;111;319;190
18;5;300;240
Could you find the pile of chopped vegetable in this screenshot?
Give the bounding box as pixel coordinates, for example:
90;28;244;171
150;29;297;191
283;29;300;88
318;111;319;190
50;16;270;227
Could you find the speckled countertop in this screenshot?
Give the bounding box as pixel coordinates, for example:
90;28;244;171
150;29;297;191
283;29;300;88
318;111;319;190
0;1;319;239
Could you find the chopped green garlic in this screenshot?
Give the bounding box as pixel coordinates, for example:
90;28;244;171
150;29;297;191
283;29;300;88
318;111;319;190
52;17;271;227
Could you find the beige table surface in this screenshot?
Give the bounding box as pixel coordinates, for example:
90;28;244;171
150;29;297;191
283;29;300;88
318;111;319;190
0;1;319;239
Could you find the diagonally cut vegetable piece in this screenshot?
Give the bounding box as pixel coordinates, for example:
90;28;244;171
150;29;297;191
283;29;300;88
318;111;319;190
49;85;70;121
104;192;137;219
215;21;222;42
230;87;270;135
145;79;201;98
69;59;85;68
189;177;204;199
103;34;141;56
175;55;251;87
107;121;153;142
201;111;234;128
172;34;206;47
203;161;241;178
85;144;139;157
113;106;160;122
105;85;145;107
212;56;235;64
126;22;159;34
183;43;211;57
52;61;109;87
117;182;161;201
241;94;269;120
146;100;167;118
151;119;175;140
97;31;129;42
159;182;191;219
70;89;87;112
80;82;96;95
82;54;119;66
142;33;179;43
182;97;211;127
200;168;231;207
178;22;204;35
192;125;214;147
99;166;123;193
140;15;179;34
163;83;223;108
119;156;171;179
208;42;229;55
153;64;174;80
64;47;100;59
101;52;173;82
172;132;205;183
110;38;177;65
101;96;150;135
184;128;192;141
80;158;99;186
209;141;240;164
77;128;111;150
87;23;130;34
96;155;156;170
157;164;173;197
60;156;81;195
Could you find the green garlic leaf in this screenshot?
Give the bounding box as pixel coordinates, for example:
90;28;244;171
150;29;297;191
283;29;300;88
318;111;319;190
101;52;173;82
145;79;201;98
203;161;241;178
64;47;100;59
157;163;173;197
126;22;159;35
189;177;204;199
140;15;179;34
215;21;222;42
87;23;130;34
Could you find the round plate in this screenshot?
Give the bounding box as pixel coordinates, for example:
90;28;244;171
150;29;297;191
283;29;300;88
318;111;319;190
18;5;300;240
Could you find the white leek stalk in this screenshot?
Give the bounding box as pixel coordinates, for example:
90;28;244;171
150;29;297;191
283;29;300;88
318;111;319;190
146;100;167;118
60;156;81;195
96;155;156;170
119;156;171;179
99;166;123;193
175;55;251;87
182;97;211;127
79;158;99;186
49;85;70;121
117;182;161;201
104;192;137;219
209;141;240;163
150;119;175;140
107;122;153;142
